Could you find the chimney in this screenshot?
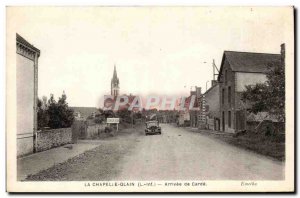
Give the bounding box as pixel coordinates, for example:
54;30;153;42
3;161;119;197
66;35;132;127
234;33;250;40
281;43;285;67
190;91;196;96
196;86;202;98
211;80;217;87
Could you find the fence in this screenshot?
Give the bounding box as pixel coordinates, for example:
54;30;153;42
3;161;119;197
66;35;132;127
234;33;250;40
86;124;106;139
72;120;107;139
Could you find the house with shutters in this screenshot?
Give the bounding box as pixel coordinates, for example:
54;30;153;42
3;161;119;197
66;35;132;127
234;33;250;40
218;50;282;133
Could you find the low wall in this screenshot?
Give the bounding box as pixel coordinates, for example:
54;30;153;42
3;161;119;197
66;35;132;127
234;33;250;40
36;128;72;152
86;124;106;139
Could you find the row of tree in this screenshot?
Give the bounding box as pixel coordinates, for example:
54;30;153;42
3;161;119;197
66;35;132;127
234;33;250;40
37;92;74;129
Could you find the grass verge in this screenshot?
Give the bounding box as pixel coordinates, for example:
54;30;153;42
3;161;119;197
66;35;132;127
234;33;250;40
197;130;285;161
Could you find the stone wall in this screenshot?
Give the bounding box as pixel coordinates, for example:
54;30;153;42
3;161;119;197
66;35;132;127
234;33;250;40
219;58;235;133
36;128;72;152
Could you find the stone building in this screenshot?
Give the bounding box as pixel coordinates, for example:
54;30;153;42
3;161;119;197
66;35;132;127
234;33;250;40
178;110;190;126
111;65;120;97
16;34;40;157
203;80;220;130
218;50;281;133
189;86;202;127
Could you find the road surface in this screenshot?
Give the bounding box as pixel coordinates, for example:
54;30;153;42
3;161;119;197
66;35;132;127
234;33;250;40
117;124;284;180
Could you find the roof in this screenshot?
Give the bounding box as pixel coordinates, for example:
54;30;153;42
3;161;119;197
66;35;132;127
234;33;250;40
218;51;281;80
69;107;98;118
111;65;119;84
183;95;199;108
204;83;219;95
16;33;40;55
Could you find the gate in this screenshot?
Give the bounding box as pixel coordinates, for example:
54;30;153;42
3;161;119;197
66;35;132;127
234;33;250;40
71;120;87;142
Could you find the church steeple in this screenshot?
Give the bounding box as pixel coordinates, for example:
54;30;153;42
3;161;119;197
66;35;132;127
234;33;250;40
111;64;120;97
113;65;118;79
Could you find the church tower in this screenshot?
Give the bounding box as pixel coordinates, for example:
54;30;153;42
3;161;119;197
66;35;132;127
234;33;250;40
111;65;120;97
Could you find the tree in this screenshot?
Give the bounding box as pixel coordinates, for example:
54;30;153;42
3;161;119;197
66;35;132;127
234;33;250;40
94;113;105;124
134;112;142;119
117;109;131;123
265;61;285;122
103;110;115;119
241;83;269;113
241;60;285;122
46;92;75;129
37;98;49;129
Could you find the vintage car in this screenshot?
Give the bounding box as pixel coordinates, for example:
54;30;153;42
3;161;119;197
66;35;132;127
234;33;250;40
145;121;161;135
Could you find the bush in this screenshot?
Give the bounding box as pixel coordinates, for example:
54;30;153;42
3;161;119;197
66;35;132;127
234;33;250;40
104;126;112;133
94;113;105;124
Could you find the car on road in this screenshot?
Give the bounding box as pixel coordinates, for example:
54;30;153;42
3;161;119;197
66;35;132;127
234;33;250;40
145;121;161;135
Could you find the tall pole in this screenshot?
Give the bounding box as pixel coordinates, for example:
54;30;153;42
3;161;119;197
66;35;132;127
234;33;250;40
206;80;209;91
212;59;219;80
213;59;215;80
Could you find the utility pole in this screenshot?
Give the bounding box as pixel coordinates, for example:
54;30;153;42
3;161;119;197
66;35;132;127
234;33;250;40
206;80;210;91
213;59;215;80
212;59;219;80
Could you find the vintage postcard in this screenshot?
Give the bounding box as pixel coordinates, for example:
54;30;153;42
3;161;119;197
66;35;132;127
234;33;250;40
6;6;294;192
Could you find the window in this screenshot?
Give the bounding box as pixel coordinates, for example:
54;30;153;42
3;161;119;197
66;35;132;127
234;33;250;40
228;111;231;128
222;88;225;104
225;70;228;85
228;86;231;106
222;111;225;131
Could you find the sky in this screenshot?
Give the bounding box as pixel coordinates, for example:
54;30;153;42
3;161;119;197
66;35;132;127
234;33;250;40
8;7;292;107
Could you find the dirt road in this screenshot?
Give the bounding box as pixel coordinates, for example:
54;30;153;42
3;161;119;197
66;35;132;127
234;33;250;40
26;124;284;181
117;124;284;180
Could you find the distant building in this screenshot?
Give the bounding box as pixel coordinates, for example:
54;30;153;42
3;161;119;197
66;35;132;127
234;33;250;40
178;110;190;126
158;110;178;123
189;87;202;128
16;34;40;157
111;65;120;97
203;80;220;130
218;51;281;133
73;111;83;120
70;107;98;120
176;87;202;127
